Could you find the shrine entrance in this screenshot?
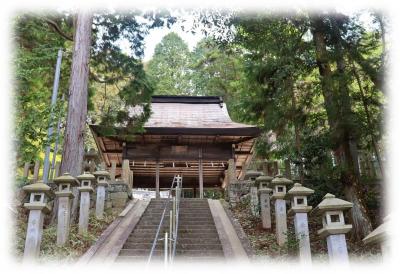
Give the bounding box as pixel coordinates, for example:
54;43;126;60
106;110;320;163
90;95;260;198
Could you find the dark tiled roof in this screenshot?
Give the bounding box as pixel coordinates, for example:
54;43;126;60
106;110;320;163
142;96;259;136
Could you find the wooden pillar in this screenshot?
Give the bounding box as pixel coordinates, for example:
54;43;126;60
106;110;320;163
284;159;292;179
54;161;61;178
122;159;130;186
33;160;40;183
156;161;160;198
110;161;116;182
199;149;203;199
273;161;279;176
227;159;236;185
129;170;133;189
23;162;30;178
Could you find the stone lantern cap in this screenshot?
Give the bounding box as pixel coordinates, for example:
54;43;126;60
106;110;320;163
363;214;391;245
23;181;53;197
314;193;353;215
287;183;314;197
244;170;263;180
77;172;96;192
23;181;52;213
76;172;96;182
93;170;110;179
258;187;273;194
270;174;293;185
255;175;274;183
53;173;79;186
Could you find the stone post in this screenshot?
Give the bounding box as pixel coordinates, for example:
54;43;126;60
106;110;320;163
244;170;263;211
22;181;52;260
77;172;96;234
270;174;293;246
93;170;110;219
110;161;116;182
314;193;353;264
250;185;259;216
53;173;79;246
287;183;315;263
256;175;273;229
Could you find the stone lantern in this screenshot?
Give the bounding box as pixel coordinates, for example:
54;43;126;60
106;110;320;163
53;173;79;245
244;170;263;182
244;171;263;216
314;193;353;263
270;174;293;246
22;181;52;260
256;175;273;229
363;214;391;260
287;183;314;263
93;170;110;219
76;172;96;234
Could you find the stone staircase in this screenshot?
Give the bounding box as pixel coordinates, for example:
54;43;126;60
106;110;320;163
116;198;224;263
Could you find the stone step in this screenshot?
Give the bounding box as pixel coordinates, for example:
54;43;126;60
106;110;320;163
119;249;224;257
123;242;223;250
136;224;217;230
139;220;215;225
116;255;224;263
126;237;221;244
130;231;220;238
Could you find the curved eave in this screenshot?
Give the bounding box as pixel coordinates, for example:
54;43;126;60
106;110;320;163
89;124;261;139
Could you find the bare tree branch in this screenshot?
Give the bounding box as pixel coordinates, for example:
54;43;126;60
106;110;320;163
43;18;74;41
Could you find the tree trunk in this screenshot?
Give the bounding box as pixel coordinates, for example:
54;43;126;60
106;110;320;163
311;15;372;240
290;84;304;184
59;11;93;222
351;61;384;177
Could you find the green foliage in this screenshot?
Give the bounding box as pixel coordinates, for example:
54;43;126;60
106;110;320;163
14;11;177;166
14;15;71;165
147;32;194;95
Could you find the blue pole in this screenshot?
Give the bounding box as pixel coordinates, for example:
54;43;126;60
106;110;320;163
43;48;63;183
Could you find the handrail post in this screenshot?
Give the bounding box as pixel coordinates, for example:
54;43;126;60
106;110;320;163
164;232;169;268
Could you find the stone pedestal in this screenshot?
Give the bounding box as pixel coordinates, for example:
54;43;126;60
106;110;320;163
287;183;314;263
274;199;287;246
53;173;79;246
22;182;52;260
93;170;110;219
56;194;73;245
326;234;349;263
271;175;293;246
78;188;92;234
24;209;45;259
250;186;259;217
77;172;96;234
259;188;272;229
294;213;312;263
96;185;106;219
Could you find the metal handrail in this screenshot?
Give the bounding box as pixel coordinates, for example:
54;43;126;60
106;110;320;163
147;175;182;265
171;178;182;262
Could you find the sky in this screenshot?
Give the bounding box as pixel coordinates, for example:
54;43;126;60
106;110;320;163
119;9;377;62
120;13;205;62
